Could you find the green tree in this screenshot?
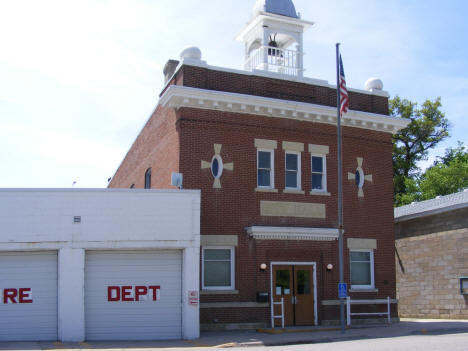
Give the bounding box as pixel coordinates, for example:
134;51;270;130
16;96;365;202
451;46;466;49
391;96;450;206
394;142;468;206
418;142;468;200
394;176;420;207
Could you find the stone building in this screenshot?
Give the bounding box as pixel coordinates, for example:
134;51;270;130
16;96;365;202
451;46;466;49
110;0;408;329
395;190;468;319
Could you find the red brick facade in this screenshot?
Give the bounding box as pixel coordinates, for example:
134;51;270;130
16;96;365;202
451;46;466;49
110;64;397;327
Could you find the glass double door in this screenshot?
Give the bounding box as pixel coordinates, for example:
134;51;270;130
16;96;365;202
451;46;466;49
273;265;315;326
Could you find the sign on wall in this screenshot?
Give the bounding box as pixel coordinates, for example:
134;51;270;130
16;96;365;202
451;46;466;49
107;285;161;302
188;290;199;305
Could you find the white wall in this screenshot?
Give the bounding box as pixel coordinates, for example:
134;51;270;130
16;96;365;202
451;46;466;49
58;248;85;342
0;189;200;247
0;189;201;341
182;247;201;339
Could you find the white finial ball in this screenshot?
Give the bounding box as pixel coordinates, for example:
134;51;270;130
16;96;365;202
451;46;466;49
365;77;383;91
180;46;202;61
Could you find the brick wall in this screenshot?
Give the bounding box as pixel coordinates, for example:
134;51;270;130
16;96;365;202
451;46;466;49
177;107;396;302
395;210;468;319
109;105;180;189
166;65;389;115
110;65;396;325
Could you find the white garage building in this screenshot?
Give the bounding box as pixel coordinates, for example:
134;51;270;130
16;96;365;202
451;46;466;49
0;189;200;342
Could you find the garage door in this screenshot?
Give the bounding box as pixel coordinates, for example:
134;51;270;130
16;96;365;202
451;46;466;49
85;250;182;340
0;251;58;341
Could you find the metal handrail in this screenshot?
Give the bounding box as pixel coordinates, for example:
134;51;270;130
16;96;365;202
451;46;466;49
346;296;392;326
271;297;285;328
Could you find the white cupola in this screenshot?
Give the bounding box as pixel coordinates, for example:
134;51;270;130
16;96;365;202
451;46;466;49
236;0;313;78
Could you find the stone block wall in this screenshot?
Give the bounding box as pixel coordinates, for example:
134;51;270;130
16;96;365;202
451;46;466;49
395;217;468;319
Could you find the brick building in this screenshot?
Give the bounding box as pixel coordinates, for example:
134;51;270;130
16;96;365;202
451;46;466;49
395;190;468;319
109;0;409;328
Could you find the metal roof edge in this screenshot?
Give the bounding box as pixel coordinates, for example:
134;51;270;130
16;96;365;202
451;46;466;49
394;202;468;222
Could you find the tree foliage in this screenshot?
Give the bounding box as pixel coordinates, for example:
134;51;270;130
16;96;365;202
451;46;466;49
419;142;468;200
395;142;468;206
391;96;450;206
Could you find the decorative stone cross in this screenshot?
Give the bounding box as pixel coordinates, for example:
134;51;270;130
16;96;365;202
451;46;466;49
201;144;234;188
347;157;372;198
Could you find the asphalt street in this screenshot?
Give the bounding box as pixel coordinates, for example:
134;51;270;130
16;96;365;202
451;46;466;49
224;333;468;351
1;319;468;351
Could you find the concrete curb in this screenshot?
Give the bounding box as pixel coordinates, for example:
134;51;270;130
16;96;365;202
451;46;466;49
256;327;342;334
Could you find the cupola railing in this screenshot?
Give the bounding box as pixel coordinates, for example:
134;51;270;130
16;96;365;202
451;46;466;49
245;45;304;77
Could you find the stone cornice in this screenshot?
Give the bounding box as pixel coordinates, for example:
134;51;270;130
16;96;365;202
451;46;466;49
245;226;339;241
160;85;410;134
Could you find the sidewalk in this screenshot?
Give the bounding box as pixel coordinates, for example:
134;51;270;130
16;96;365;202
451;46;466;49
1;319;468;350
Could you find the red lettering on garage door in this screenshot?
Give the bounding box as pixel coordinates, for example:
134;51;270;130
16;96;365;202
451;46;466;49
107;286;120;302
148;286;160;301
2;288;33;304
106;286;161;302
121;286;134;302
18;288;33;303
3;289;17;304
134;286;147;301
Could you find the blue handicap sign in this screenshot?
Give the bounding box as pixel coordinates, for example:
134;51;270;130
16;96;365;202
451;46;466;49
338;283;347;298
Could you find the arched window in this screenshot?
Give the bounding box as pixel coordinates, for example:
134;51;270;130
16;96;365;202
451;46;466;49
144;168;152;189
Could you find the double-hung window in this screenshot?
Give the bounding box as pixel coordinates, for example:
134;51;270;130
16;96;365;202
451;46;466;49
311;155;326;191
202;247;235;290
309;144;329;194
285;152;300;189
257;150;274;188
350;250;375;289
255;139;277;191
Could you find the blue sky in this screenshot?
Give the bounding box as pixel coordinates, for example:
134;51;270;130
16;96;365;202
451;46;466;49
0;0;467;188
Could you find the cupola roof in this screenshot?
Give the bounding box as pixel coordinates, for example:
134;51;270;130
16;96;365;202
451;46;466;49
252;0;299;19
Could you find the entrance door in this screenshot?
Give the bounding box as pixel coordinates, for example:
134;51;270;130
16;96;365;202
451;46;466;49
294;266;315;325
273;265;315;326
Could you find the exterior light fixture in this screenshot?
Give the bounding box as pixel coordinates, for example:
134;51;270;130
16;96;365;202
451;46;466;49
326;264;333;271
260;263;267;271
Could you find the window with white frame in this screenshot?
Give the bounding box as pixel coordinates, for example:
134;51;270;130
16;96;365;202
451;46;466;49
257;150;274;188
202;247;235;290
311;155;326;191
285;152;301;189
350;250;375;289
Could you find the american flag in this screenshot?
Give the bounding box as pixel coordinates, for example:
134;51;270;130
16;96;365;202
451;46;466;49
339;55;349;116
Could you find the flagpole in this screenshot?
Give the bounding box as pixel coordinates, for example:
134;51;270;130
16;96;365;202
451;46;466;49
336;43;345;333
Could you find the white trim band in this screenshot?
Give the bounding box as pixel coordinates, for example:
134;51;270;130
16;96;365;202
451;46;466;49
246;226;339;241
160;85;409;134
